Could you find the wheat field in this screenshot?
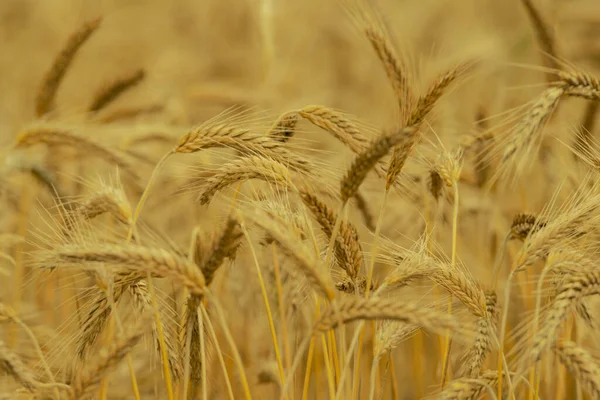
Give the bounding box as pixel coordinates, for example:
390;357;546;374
1;0;600;399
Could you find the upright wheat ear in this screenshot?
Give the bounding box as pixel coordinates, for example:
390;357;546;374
36;18;102;117
386;62;472;188
520;0;559;82
364;27;412;114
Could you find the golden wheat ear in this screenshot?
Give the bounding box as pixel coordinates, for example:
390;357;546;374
71;319;147;399
35;17;102;118
342;127;414;202
300;190;363;280
88;69;146;113
14;127;141;183
553;340;600;398
439;370;502;399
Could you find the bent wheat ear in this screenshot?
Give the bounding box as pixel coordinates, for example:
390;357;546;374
297;105;369;153
530;270;600;363
201;217;244;285
196;156;294;205
14;128;140;181
73;187;132;225
57;244;206;295
510;212;543;241
182;295;206;393
554;340;600;398
71;322;145;399
300;190;363;279
440;370;500;400
352;191;375;230
36;17;102;117
342;127;412;202
374;321;420;359
559;69;600;101
175;123;311;173
520;0;560;81
77;283;129;358
0;339;38;390
429;266;486;317
515;184;600;272
89;69;146;113
314;296;472;341
267;112;299;143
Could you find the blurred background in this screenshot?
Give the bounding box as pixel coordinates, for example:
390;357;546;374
1;0;597;137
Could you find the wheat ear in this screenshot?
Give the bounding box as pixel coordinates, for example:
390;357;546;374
529;270;600;364
15;128;140;182
342;127;413;202
71;322;145;399
200;217;244;285
196;156;294;205
88;69;145;113
58;244;206;295
36;18;102;117
313;296;472;340
440;370;500;400
297;105;370;153
553;340;600;398
300;190;363;280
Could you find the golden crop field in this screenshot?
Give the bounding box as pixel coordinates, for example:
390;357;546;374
1;0;599;398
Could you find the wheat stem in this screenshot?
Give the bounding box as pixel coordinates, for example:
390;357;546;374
240;220;287;395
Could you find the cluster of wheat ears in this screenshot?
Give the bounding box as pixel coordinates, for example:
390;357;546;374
1;0;600;399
